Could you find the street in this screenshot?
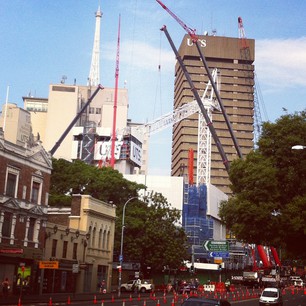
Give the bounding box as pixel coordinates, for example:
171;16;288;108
2;287;305;306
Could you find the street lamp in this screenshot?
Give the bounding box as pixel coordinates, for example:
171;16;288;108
118;196;138;297
292;145;306;150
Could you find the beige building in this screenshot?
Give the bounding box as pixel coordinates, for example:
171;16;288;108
0;103;33;146
23;84;148;174
172;35;255;195
45;194;116;294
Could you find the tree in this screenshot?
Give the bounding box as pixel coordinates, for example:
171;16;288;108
50;159;189;271
113;192;188;275
49;158;143;206
219;110;306;258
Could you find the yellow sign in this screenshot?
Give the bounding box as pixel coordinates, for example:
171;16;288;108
214;258;223;264
39;261;59;269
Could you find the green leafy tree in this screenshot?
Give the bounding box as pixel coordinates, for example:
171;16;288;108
114;192;188;275
49;158;143;206
219;110;306;258
50;159;189;271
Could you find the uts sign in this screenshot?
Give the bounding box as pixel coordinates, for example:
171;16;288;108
186;38;207;47
130;141;142;167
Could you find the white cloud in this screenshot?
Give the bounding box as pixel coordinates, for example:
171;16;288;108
102;39;176;74
256;37;306;89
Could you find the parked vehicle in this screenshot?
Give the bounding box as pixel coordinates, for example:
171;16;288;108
289;276;304;287
259;287;283;306
120;279;154;293
181;296;231;306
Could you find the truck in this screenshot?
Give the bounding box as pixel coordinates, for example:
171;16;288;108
242;271;261;288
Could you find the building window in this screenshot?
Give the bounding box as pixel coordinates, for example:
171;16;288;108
27;218;35;241
89;107;95;114
72;243;78;260
62;241;68;258
51;239;57;257
96;108;101;114
5;167;20;198
2;212;12;237
31;177;42;204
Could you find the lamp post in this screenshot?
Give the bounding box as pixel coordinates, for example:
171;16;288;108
118;196;138;297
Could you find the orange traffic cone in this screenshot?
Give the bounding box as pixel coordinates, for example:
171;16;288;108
171;298;175;306
138;294;141;301
143;299;146;306
112;294;115;302
101;300;104;306
17;298;22;306
67;295;71;305
129;294;132;302
48;297;52;306
93;295;97;304
156;300;160;306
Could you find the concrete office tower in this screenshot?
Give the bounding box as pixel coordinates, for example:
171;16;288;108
88;6;102;87
172;34;255;195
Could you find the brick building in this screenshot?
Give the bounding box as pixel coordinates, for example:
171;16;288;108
0;128;52;295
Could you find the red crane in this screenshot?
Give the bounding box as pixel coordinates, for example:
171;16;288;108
110;15;121;168
156;0;198;42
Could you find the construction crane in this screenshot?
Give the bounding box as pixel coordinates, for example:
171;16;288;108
109;69;220;184
156;0;243;160
238;16;263;145
110;15;121;168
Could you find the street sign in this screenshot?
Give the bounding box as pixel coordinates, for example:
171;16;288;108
72;264;79;273
209;251;230;258
39;261;59;269
203;240;229;252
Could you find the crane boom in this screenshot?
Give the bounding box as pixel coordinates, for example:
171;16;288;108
110;15;121;168
50;85;103;156
161;25;230;173
156;0;198;42
156;0;243;159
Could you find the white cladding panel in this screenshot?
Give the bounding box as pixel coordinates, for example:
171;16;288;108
207;183;228;220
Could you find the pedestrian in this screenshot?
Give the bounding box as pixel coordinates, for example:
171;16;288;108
2;278;10;298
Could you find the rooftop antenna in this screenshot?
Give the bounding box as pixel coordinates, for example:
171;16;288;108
88;5;102;87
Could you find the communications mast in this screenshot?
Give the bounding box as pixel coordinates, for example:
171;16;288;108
88;6;102;87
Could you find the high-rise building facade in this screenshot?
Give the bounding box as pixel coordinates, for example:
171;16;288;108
172;34;255;195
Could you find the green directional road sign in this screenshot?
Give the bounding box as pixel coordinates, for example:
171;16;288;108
203;240;229;252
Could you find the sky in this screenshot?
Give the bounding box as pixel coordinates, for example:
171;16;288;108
0;0;305;176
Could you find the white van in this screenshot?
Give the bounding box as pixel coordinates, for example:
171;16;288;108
259;287;283;306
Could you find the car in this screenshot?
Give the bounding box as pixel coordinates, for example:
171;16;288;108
120;279;154;293
289;276;304;287
181;296;231;306
120;280;137;292
179;282;197;294
259;287;283;306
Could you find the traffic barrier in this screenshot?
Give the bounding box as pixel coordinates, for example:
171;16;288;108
48;297;52;306
67;295;71;305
